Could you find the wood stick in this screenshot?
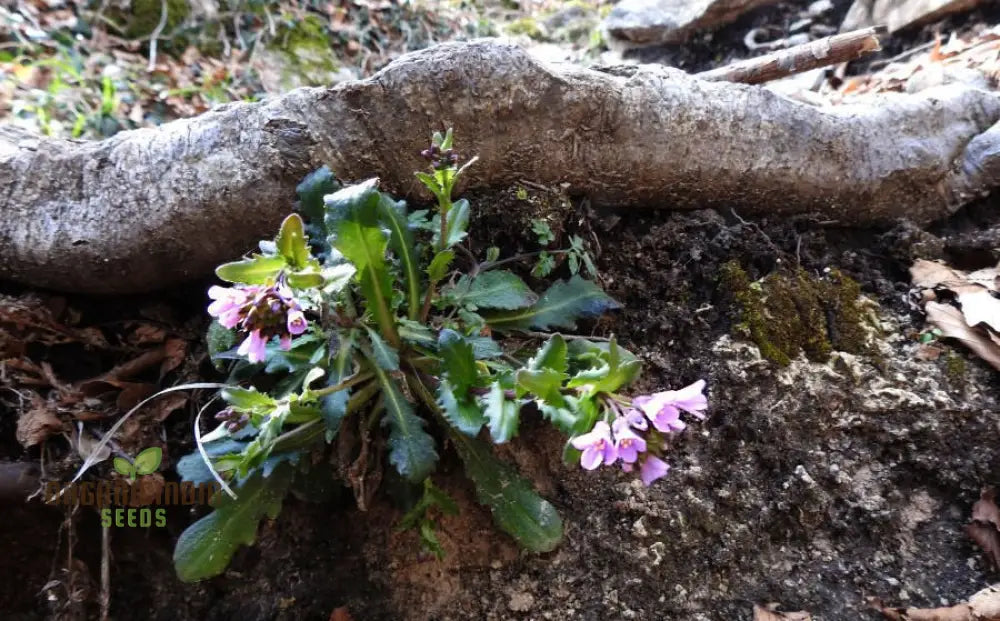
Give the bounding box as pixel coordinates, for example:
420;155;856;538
697;26;886;85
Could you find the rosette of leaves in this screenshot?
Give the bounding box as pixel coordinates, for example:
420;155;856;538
173;132;642;582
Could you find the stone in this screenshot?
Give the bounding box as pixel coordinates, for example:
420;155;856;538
841;0;984;34
602;0;784;46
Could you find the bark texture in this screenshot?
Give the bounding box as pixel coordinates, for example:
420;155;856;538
2;39;1000;293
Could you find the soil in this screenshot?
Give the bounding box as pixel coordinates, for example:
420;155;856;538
4;3;1000;620
2;185;999;620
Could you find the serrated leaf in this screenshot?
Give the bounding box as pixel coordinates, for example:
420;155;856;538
566;339;642;395
537;402;579;433
216;255;286;285
321;331;356;439
457;271;537;310
377;194;421;319
515;367;567;407
286;271;323;289
296;165;339;224
275;214;310;269
483;382;519;443
437;329;479;393
366;327;399;371
373;366;437;483
173;463;295;582
485;276;620;331
415;171;442;195
113;457;133;478
528;334;567;374
452;434;562;552
133;446;162;475
222;387;277;411
427;250;455;283
438;379;485;436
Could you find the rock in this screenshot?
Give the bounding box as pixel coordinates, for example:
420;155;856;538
841;0;984;34
603;0;784;46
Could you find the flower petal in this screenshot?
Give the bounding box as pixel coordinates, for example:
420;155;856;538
640;456;670;486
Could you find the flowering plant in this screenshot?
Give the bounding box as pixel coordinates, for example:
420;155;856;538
171;130;708;581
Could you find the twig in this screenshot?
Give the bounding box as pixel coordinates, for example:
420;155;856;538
869;38;936;70
100;524;110;621
697;26;885;85
514;330;611;342
146;0;169;71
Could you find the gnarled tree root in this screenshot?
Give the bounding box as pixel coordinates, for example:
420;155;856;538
2;39;999;294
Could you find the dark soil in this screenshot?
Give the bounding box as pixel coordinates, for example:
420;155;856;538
2;184;999;620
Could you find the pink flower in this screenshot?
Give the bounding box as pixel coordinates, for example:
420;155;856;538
237;329;268;363
639;455;670;486
207;285;250;329
571;421;618;470
633;379;707;432
286;309;308;335
624;408;648;431
612;417;646;464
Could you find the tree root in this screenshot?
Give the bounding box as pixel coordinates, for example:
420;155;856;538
1;39;999;293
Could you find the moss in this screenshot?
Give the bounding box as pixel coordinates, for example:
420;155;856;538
719;262;875;366
505;17;545;40
266;14;339;86
124;0;191;39
944;351;967;385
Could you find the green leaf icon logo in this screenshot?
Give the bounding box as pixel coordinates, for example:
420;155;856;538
133;447;162;476
113;457;134;478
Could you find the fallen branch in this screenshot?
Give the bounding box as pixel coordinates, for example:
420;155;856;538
1;39;999;293
697;26;886;84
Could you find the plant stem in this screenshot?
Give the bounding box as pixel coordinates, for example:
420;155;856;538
479;249;570;272
419;282;437;323
272;381;378;452
309;371;375;398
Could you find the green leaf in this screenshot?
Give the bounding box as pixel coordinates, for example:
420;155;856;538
372;365;437;483
437;379;485;436
113;457;133;478
484;276;620;331
567;338;642;395
366;327;400;371
483;382;519;443
415;171;442;195
515;367;566;408
427;250;455;283
537;402;579;433
215;255;286;285
176;440;246;484
456;271;537;310
321;264;356;293
286;271;324;289
296;166;339;224
275;214;310;269
398;319;436;347
264;334;325;374
437;329;479;393
452;434;562;552
528;334;567;374
532;252;556;278
445;198;470;247
173;463;295;582
222;387;277;411
321;331;356;439
133;447;162;475
469;336;503;360
206;321;236;363
331;181;399;345
377;194;421;319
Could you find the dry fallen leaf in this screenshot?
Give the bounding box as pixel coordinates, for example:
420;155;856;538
16;399;65;448
872;583;1000;620
956;288;1000;332
160;338;188;376
753;603;812;620
968;488;1000;571
925;302;1000;371
911;259;968;289
329;607;355;621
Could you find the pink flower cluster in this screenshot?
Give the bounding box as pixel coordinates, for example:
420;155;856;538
207;284;308;363
570;380;707;486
